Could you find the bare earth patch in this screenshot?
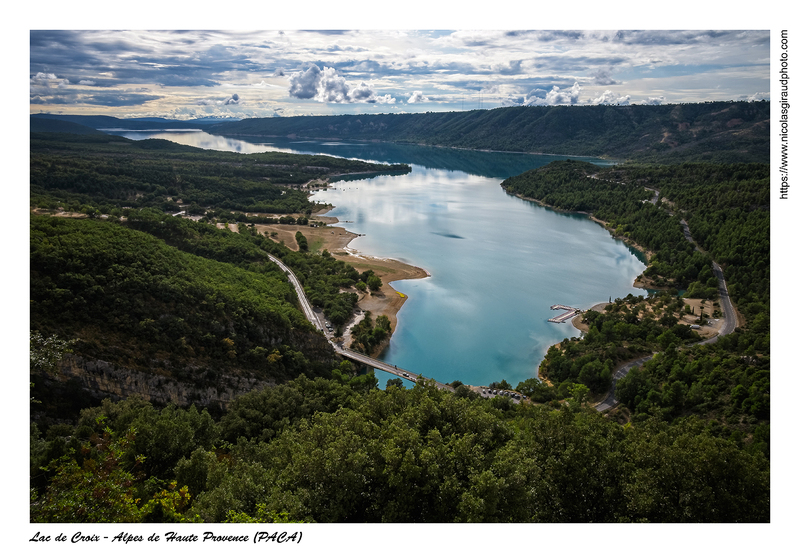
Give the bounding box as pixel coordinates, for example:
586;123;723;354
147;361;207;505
571;303;611;333
337;253;428;350
216;222;239;233
31;208;88;219
252;214;429;356
254;222;358;252
572;298;723;339
633;274;666;290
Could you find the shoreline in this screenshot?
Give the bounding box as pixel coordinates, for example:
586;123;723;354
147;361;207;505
333;245;430;356
263;194;654;385
509;192;658;384
318;197;653;380
506;191;655;263
214;132;621;162
255;206;430;359
535;302;609;381
546;293;724;383
311;207;430;357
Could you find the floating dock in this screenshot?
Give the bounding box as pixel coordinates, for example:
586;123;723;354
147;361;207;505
548;304;580;323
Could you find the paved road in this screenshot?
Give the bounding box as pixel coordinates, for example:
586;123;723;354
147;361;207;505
267;254;326;332
675;221;738;344
595;355;653;412
268;254;452;390
698;261;738;345
337;346;453;391
594;201;739;412
680;218;695;244
644;187;660;205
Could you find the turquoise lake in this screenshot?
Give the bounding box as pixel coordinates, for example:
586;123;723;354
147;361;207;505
108;130;648;388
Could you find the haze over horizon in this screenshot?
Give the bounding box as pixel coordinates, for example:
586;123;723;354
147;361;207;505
30;30;770;121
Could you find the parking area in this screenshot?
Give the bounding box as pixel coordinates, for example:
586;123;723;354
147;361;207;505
473;387;527;404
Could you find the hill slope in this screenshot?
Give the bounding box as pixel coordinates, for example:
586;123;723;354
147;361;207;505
210;101;769;163
30;214;338;416
30;116;107;135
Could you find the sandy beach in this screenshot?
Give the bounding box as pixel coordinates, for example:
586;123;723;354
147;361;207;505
253;211;429;355
246;204;725;371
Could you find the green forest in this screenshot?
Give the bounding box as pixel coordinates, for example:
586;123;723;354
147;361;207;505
29;134;404;418
31;376;768;523
502;159;769;462
208;101;769;164
30;131;409;217
29;122;769;523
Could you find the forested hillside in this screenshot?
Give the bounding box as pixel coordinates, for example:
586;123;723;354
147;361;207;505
29;118;106;135
210;101;769;163
30;132;409;217
29;128;770;523
503;161;769;320
30;113;209;130
31;375;768;523
29;134;408;420
502;160;769;455
30;215;341;418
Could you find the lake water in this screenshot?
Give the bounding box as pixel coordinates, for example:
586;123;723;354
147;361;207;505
108;130;647;388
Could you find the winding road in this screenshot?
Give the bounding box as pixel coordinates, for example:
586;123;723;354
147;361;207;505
267;254;326;332
700;262;738;345
594;356;653;412
594;197;739;412
268;254;452;391
272;182;739;406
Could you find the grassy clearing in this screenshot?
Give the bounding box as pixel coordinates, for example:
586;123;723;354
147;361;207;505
308;236;327;253
339;260;399;275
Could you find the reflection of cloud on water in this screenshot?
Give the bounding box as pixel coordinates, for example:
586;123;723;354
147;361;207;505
106;130;278;155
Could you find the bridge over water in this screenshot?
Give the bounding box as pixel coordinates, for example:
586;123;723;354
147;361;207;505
268;254;452;390
336;346;453;391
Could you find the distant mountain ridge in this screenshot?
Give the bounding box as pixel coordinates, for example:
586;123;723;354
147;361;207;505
209;102;770;164
30;113;241;131
30;117;107;135
31;102;769;163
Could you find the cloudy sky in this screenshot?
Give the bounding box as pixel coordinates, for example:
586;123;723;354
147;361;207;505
29;29;770;120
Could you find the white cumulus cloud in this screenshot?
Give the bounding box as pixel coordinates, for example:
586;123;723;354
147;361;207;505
639;96;667;105
30;72;69;90
524;82;582;106
30;72;58;83
407;91;428;103
588;90;631;105
288;64;395;104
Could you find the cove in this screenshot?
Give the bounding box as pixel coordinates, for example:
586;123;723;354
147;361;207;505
312;166;646;389
108;130;647;389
